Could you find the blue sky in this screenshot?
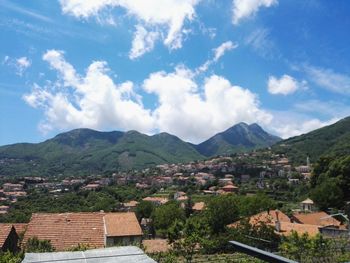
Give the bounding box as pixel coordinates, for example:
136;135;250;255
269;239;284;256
1;0;350;145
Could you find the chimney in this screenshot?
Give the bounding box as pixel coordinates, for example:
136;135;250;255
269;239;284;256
275;211;281;232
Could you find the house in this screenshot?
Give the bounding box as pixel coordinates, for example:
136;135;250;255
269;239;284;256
82;184;100;191
300;198;315;212
292;211;342;228
0;224;19;253
192;202;205;212
0;205;9;214
122;201;139;212
228;210;321;237
22;246;156;263
104;213;143;246
2;183;23;192
221;184;239;193
23;212;143;251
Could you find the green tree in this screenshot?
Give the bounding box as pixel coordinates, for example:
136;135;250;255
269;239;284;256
205;195;240;233
25;237;54;253
136;201;155;221
311;177;344;210
152;201;185;237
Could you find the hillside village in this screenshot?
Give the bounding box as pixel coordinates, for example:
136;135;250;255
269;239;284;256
0;146;349;262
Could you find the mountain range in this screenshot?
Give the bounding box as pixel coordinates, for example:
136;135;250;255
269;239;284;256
1;116;349;176
0;123;280;176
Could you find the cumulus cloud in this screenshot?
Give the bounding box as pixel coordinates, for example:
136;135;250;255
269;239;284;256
304;65;350;95
270;112;339;139
23;50;155;134
129;25;159;59
267;74;306;95
24;50;273;143
143;66;272;143
232;0;278;25
59;0;200;56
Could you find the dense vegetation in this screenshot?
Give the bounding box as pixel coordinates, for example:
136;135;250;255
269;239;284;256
195;123;281;156
0;123;280;177
0;186;147;223
273;116;350;164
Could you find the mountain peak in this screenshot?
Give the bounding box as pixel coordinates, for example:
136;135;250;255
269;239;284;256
195;122;281;156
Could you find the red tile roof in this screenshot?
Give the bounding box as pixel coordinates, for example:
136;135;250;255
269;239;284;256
0;224;15;246
23;212;142;251
104;213;142;237
292;212;341;227
24;213;105;251
228;210;290;228
279;222;320;237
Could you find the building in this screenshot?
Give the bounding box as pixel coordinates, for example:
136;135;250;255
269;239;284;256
104;213;143;246
22;246;156;263
122;201;139;212
23;212;142;251
192;202;205;212
221;184;239;193
292;211;342;228
228;209;321;237
0;224;19;253
300;198;315;212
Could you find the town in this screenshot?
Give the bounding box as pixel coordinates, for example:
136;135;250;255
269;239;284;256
1;148;348;262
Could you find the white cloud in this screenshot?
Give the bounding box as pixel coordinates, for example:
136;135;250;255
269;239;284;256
269;112;339;139
304;65;350;95
59;0;200;56
245;27;277;58
213;41;238;62
232;0;278;25
129;25;159;59
267;74;305;95
143;66;272;143
197;41;238;73
23;50;155;134
24;50;273;143
3;56;31;76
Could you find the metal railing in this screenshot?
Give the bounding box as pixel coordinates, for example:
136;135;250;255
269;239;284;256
229;241;298;263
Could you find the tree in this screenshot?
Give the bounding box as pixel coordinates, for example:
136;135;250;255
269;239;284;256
205;195;240;233
25;237;54;253
136;201;155;221
152;201;185;237
184;196;194;218
311;177;344;210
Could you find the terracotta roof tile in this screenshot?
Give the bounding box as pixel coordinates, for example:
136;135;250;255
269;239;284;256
192;202;205;211
228;210;290;228
279;222;320;237
292;212;341;227
104;213;142;237
13;223;27;234
24;212;106;251
0;224;15;246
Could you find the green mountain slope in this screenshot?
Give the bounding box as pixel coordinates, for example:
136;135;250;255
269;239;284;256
273;117;350;164
0;129;204;176
0;123;281;176
195;123;281;156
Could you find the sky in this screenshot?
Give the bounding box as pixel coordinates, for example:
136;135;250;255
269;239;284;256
1;0;350;145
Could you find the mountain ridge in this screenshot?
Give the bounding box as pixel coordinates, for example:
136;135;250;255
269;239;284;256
0;123;280;176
